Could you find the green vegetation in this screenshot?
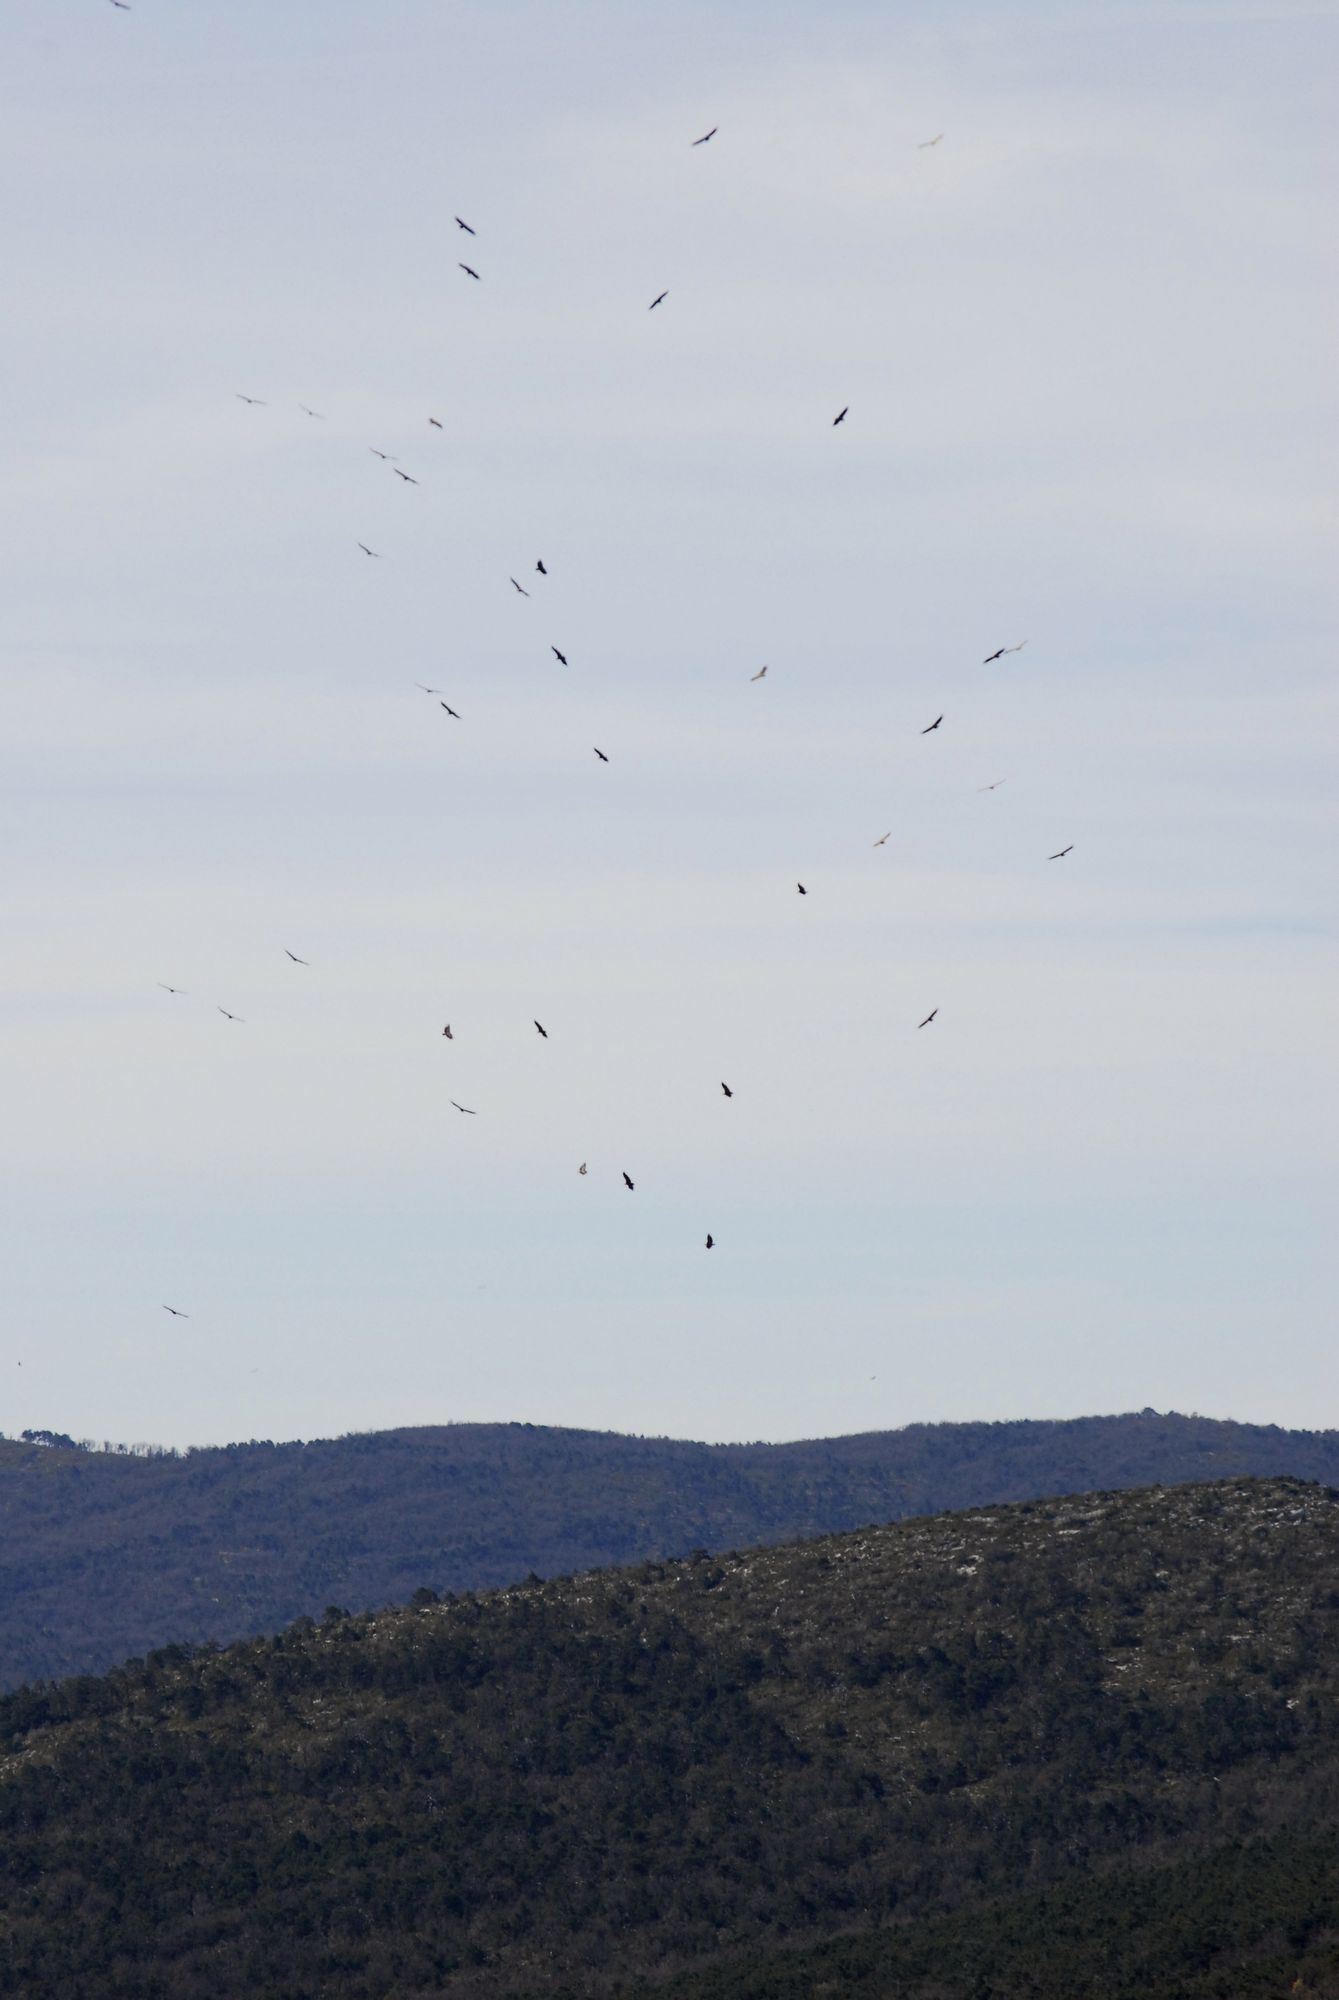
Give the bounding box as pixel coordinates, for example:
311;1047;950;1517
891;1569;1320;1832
4;1409;1339;1688
2;1476;1339;1995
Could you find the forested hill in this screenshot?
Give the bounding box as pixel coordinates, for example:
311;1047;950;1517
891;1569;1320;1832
3;1478;1339;1998
4;1408;1339;1689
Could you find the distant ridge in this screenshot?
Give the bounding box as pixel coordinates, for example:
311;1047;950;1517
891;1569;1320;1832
2;1408;1338;1689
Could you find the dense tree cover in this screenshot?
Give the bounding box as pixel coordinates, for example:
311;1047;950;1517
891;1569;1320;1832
3;1408;1339;1688
2;1477;1339;1995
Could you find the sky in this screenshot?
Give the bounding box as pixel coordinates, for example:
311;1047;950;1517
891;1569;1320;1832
2;0;1335;1450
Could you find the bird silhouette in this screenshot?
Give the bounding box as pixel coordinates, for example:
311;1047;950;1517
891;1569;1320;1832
977;778;1007;792
692;128;717;145
109;1;132;9
721;1082;733;1097
357;543;381;557
414;683;441;694
706;1233;714;1247
797;882;807;894
429;417;443;428
649;292;668;309
1048;845;1074;859
459;263;480;280
594;747;609;762
157;983;187;994
161;1305;188;1317
369;449;396;460
917;1009;938;1028
833;407;848;425
217;1008;243;1021
622;1172;635;1190
442;1025;453;1039
284;950;309;965
751;664;768;681
510;577;530;594
872;832;891;846
535;559;547;575
298;405;324;418
440;703;461;718
450;1101;476;1114
393;468;419;484
579;1162;588;1174
983;641;1027;663
917;133;943;147
921;715;943;733
235;394;265;405
551;646;568;665
534;1021;548;1038
455;217;476;234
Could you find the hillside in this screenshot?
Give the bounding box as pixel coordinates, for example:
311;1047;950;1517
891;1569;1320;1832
5;1410;1339;1689
2;1478;1339;1996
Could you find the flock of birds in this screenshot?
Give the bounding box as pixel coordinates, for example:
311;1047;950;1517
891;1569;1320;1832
137;109;1076;1320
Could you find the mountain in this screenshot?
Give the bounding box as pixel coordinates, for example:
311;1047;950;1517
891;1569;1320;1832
5;1409;1339;1691
2;1477;1339;1997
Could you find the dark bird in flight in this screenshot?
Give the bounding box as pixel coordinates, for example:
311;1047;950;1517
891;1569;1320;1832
692;127;717;145
649;292;668;309
534;1021;548;1038
579;1162;587;1174
161;1305;188;1317
284;950;309;965
109;1;132;9
622;1172;635;1190
1048;845;1073;859
833;407;848;425
721;1082;733;1097
369;448;396;460
510;577;530;594
217;1008;243;1021
235;394;266;405
459;263;480;280
751;664;768;681
921;715;943;733
918;133;944;148
442;1024;453;1038
705;1233;714;1248
429;417;443;428
551;646;568;665
873;831;891;847
977;778;1007;792
594;747;609;762
440;703;461;718
414;683;441;693
917;1009;938;1028
797;882;807;894
535;559;547;575
983;641;1027;663
455;217;476;234
157;983;187;994
450;1100;476;1114
298;405;324;419
393;468;419;483
357;543;381;557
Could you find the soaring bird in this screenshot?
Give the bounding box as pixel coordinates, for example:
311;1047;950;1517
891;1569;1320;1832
157;983;187;994
751;664;768;681
721;1082;733;1097
414;683;441;693
983;641;1027;663
833;407;848;425
705;1233;714;1248
450;1101;476;1114
235;394;266;405
579;1162;588;1174
594;747;609;762
459;263;480;280
917;1009;938;1028
535;559;547;575
357;544;381;557
440;703;461;718
284;950;309;965
534;1021;548;1038
622;1172;635;1190
649;291;668;309
977;778;1007;792
161;1305;188;1317
510;577;530;594
917;133;943;147
298;405;324;418
442;1025;453;1039
872;832;891;847
1048;845;1074;859
692;127;717;145
797;882;807;894
455;216;476;234
393;468;419;484
551;646;568;665
921;715;943;733
369;448;396;460
217;1008;243;1021
109;1;132;9
429;417;443;428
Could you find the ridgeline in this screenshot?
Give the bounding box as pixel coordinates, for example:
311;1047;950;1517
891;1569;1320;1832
4;1409;1339;1688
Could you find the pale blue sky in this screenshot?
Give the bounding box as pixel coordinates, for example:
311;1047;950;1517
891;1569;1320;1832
2;0;1335;1447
